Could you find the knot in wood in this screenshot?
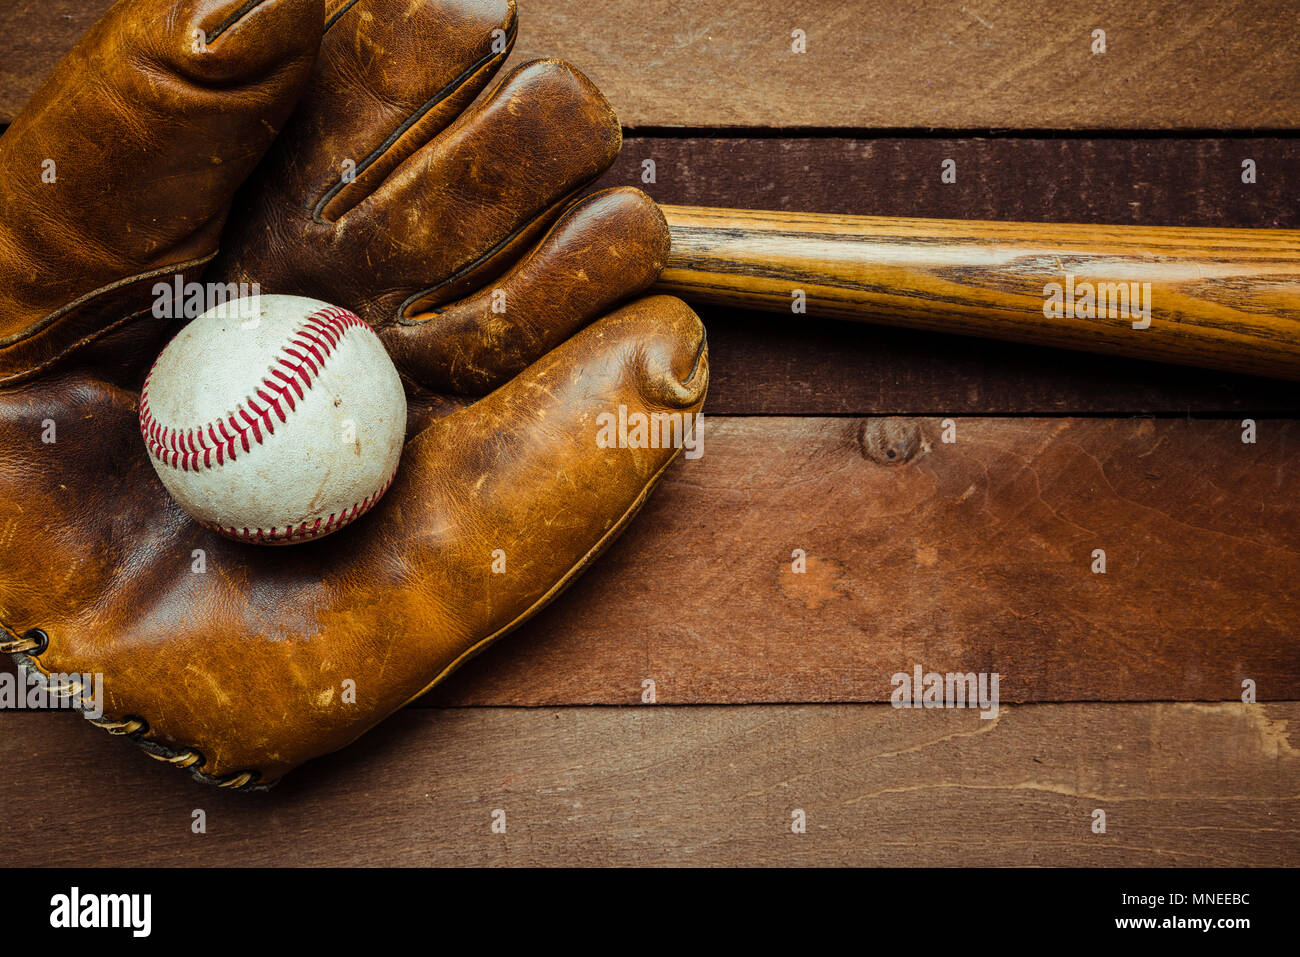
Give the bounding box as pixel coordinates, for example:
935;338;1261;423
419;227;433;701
857;418;926;465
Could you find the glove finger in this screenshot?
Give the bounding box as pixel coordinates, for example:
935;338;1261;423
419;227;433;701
0;0;321;361
341;58;623;320
302;0;517;223
380;187;670;394
394;294;707;692
215;56;620;326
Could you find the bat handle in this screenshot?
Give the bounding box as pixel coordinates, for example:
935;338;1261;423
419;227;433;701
656;204;1300;381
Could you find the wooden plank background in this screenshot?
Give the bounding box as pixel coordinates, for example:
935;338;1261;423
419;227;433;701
1;0;1297;868
3;703;1295;866
607;137;1300;228
418;416;1300;706
3;0;1300;129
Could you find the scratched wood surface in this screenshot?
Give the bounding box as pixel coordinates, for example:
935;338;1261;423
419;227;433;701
420;416;1300;706
2;703;1294;866
3;0;1299;129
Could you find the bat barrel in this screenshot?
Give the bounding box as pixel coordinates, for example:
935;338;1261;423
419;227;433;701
656;204;1300;381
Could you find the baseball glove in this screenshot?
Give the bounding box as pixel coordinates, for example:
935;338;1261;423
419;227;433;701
0;0;706;788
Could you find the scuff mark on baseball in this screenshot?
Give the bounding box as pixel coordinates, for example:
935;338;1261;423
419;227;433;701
139;295;406;545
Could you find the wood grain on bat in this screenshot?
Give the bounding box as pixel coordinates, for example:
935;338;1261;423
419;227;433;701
658;206;1300;380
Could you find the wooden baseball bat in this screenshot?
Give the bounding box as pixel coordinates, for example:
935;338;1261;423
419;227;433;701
655;205;1300;381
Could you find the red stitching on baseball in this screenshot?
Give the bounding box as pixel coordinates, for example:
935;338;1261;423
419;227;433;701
198;469;397;544
140;305;369;474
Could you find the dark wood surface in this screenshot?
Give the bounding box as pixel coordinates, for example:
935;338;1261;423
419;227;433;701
603;137;1300;228
0;1;1296;868
4;0;1300;129
4;703;1295;866
421;416;1300;706
696;309;1300;415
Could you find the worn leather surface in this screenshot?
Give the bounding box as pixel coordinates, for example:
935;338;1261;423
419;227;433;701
0;0;707;787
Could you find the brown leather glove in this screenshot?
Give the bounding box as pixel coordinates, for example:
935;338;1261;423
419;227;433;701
0;0;707;788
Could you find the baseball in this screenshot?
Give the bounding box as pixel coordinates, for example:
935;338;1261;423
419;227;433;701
140;294;406;544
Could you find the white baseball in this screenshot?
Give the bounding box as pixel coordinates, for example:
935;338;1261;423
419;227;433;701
140;294;406;545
